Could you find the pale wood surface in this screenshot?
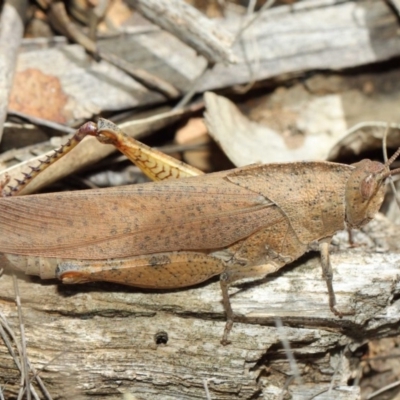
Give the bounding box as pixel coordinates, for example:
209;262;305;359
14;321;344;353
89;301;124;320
0;0;27;140
1;215;399;399
9;0;400;126
127;0;237;64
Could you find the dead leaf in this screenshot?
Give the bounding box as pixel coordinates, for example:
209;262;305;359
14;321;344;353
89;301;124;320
9;68;69;123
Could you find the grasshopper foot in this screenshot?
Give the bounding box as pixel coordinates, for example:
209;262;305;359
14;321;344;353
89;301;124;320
221;320;233;346
330;304;355;318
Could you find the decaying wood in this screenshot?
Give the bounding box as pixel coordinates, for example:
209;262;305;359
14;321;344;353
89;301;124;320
0;0;27;141
1;115;400;398
1;217;399;399
127;0;237;65
47;1;181;99
8;1;400;126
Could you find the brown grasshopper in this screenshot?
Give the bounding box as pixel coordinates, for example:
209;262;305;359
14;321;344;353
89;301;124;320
1;118;399;344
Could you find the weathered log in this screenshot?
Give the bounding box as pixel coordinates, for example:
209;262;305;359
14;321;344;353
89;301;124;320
1;215;399;399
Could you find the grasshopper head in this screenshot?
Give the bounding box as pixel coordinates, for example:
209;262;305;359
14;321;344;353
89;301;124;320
345;148;400;229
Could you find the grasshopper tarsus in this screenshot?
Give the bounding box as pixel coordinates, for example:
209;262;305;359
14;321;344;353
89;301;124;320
330;305;355;318
221;321;233;346
347;228;354;246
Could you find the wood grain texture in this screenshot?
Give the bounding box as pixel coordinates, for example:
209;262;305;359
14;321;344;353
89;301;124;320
10;1;400;126
127;0;236;64
0;0;27;141
0;214;399;399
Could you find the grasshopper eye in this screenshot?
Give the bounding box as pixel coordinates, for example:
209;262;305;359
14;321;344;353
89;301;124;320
360;174;378;201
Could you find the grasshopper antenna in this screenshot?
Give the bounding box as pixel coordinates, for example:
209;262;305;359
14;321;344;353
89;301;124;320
381;144;400;179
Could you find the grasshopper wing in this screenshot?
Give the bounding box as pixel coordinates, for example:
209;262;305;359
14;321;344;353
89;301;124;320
0;171;277;259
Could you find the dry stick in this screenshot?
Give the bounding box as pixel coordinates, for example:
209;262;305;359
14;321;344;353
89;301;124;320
23;356;56;400
306;349;349;400
25;363;53;400
87;0;110;41
202;379;212;400
1;297;46;400
382;124;400;209
366;380;400;400
307;386;340;400
0;313;41;400
232;31;258;95
328;348;346;394
173;4;275;108
278;376;295;400
8;110;76;135
129;0;237;65
274;318;303;386
232;0;276;45
353;352;400;396
130;0;237;109
98;50;181;99
177;0;277;107
344;121;400;136
29;351;66;386
0;0;27;143
0;313;23;371
233;0;276;94
0;319;24;398
12;275;30;400
173;63;210;110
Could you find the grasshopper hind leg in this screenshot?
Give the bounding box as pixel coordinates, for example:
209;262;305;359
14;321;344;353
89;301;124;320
1;121;97;197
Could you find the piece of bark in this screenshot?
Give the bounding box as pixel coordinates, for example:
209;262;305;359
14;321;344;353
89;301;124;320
47;1;180;99
8;1;400;127
199;0;400;90
204;66;400;166
0;214;399;399
0;0;27;142
127;0;237;64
